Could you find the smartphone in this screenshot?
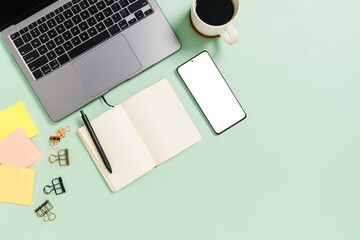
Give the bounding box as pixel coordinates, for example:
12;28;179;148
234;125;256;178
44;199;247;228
177;51;246;134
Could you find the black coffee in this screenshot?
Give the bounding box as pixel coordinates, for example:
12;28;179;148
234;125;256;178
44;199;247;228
196;0;234;26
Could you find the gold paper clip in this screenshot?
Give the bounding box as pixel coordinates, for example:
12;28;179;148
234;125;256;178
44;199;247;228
35;200;56;222
56;126;71;138
49;136;60;150
49;149;69;166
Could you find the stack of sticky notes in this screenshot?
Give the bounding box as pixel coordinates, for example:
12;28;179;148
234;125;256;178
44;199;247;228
0;102;42;206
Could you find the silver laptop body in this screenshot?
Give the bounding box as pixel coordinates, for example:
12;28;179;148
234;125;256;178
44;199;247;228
1;0;181;121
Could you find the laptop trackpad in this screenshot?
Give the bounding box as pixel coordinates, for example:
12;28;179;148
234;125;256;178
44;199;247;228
73;35;142;97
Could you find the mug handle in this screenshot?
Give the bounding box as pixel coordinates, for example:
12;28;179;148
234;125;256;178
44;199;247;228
220;24;239;45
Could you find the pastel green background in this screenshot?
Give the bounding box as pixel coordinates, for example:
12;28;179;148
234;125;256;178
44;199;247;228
1;0;359;239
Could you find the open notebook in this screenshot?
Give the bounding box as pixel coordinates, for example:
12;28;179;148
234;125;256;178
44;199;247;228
78;79;201;192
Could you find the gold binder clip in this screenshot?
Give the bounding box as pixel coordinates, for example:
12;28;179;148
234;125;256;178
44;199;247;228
56;126;71;138
49;149;69;166
35;200;56;222
49;136;60;150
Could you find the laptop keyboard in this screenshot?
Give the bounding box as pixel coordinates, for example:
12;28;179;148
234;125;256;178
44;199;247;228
10;0;153;80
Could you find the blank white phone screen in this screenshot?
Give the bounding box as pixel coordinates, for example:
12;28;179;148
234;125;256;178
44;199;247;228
177;51;246;134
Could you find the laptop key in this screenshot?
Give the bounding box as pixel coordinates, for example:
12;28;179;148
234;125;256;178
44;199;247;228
46;40;56;50
72;15;82;24
96;1;106;10
68;30;110;59
64;2;73;9
72;0;81;4
58;54;70;65
128;0;148;13
22;33;32;43
41;64;52;74
55;24;66;34
11;32;20;40
71;36;81;46
70;26;81;36
95;12;105;22
88;0;97;4
103;7;113;17
13;38;24;48
62;31;72;41
30;28;40;38
20;27;29;34
88;5;98;15
79;0;90;10
28;22;38;29
104;17;114;27
32;69;43;79
87;16;97;26
80;9;90;20
63;41;73;51
144;8;153;16
48;29;58;38
108;24;120;36
63;9;73;19
39;23;49;33
55;6;64;14
111;13;122;23
55;14;65;24
105;0;115;6
71;4;81;14
119;0;129;8
28;55;47;71
79;21;89;31
119;8;130;18
55;46;65;55
31;38;41;48
79;32;90;41
49;59;60;70
134;10;144;20
87;27;97;37
54;35;65;45
24;49;40;63
95;22;105;32
111;2;121;12
118;19;128;30
46;12;55;19
128;18;136;25
46;50;57;60
19;43;33;55
39;33;50;43
64;19;74;29
47;19;57;28
38;45;48;55
37;17;47;24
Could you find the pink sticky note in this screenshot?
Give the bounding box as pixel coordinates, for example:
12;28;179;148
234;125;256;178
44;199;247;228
0;128;43;168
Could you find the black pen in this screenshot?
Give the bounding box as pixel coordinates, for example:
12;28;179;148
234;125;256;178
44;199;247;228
80;110;112;174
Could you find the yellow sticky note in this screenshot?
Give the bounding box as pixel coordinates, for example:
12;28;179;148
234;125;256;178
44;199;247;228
0;102;39;140
0;165;35;206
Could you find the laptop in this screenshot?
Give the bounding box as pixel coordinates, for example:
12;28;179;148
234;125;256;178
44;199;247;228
0;0;181;121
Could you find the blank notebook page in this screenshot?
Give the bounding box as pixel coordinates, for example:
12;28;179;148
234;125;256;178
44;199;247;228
78;106;156;192
122;78;202;165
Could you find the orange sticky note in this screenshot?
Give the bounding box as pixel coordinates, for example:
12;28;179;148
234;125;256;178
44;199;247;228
0;128;43;168
0;165;35;206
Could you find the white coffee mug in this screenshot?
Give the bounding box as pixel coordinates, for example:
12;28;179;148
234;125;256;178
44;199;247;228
190;0;240;45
